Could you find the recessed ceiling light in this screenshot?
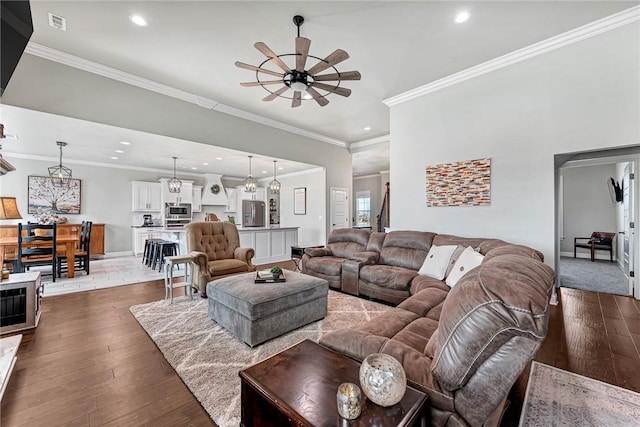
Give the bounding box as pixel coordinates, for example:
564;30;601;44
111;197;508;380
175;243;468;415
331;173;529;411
261;171;267;174
120;141;131;145
191;167;197;170
278;167;284;170
110;156;119;160
115;149;124;153
129;14;148;27
454;11;470;23
216;157;223;160
364;126;371;131
203;162;209;166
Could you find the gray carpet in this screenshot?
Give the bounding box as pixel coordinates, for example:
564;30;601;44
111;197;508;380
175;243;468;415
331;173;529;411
130;290;391;427
559;257;628;295
519;362;640;426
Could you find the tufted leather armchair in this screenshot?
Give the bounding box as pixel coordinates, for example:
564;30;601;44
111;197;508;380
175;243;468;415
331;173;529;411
185;222;255;298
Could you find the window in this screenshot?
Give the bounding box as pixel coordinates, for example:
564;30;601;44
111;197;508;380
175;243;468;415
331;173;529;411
356;191;371;226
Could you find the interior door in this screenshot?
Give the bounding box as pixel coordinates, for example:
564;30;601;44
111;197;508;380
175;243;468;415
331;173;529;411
623;163;635;297
330;188;349;230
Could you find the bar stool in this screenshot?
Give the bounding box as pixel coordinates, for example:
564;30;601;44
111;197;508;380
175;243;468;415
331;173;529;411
142;238;162;265
163;255;195;304
152;241;179;271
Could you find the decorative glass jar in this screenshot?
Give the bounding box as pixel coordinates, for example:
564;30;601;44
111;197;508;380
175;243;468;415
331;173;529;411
359;353;406;407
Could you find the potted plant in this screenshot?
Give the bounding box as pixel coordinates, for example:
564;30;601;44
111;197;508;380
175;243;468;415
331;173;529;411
270;266;283;279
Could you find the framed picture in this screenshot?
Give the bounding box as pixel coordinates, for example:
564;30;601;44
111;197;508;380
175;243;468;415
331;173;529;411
294;187;306;215
28;175;81;214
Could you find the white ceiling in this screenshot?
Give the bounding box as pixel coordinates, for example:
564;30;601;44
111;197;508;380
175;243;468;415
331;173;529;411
4;1;636;177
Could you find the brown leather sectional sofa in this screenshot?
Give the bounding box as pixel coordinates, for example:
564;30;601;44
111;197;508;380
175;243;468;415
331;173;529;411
302;228;555;427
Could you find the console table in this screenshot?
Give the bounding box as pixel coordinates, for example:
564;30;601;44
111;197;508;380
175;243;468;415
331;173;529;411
239;339;426;426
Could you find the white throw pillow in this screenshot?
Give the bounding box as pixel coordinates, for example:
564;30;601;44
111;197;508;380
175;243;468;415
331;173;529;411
418;245;458;280
445;246;485;287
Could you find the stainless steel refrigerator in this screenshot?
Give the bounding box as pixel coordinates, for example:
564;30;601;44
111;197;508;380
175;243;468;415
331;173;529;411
242;200;265;227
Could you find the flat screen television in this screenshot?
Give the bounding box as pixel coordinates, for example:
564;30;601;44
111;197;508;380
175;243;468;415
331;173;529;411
1;0;33;96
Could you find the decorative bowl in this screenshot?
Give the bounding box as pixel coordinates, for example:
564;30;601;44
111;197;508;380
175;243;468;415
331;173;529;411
359;353;406;407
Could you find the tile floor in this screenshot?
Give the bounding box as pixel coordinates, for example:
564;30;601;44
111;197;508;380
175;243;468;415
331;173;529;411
36;256;184;297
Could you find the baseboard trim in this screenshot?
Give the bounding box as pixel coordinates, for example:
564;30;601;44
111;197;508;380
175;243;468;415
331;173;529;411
559;251;615;261
102;251;135;258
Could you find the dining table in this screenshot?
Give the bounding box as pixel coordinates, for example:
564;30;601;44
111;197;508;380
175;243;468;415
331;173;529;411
0;235;80;278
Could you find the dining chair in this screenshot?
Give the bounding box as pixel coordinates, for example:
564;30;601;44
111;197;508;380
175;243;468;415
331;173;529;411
17;222;57;282
57;221;92;277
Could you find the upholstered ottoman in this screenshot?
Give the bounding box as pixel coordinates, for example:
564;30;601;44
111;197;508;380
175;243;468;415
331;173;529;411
206;271;329;347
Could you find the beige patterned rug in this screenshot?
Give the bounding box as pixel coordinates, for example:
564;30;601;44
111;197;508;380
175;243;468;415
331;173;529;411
519;361;640;426
130;290;391;427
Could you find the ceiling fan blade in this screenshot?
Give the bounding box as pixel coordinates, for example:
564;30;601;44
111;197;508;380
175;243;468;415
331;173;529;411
313;71;361;82
240;80;284;87
262;86;289;102
235;61;284;78
311;82;352;97
292;91;302;108
295;37;311;72
254;42;291;72
307;49;349;76
305;86;329;107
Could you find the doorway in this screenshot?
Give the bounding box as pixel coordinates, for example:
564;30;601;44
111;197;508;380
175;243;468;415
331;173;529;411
556;150;639;297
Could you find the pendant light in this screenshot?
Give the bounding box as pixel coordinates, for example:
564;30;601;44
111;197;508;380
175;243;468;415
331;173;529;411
48;141;72;187
168;156;182;193
269;160;281;194
243;155;258;192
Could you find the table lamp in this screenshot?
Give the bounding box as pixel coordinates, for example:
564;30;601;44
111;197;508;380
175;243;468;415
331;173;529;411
0;197;22;219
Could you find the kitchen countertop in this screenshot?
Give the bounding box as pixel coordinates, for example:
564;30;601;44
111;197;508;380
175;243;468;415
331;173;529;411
235;226;299;231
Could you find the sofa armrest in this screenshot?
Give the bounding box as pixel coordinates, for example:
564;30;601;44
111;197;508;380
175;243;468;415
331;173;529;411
351;251;379;265
305;247;333;257
190;250;209;271
189;251;210;296
234;247;256;267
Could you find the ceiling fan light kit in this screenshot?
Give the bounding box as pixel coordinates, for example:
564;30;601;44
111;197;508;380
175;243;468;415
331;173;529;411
236;15;361;108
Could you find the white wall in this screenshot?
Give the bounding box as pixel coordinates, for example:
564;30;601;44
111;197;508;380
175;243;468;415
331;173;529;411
277;168;326;246
389;23;640;266
560;164;617;255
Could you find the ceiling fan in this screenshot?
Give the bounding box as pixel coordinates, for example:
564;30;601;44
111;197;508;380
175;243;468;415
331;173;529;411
235;15;361;108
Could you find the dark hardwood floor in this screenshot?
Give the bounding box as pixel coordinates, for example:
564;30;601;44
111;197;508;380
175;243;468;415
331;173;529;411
2;278;639;426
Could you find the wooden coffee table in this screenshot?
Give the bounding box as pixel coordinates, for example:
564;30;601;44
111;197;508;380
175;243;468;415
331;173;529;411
239;339;427;427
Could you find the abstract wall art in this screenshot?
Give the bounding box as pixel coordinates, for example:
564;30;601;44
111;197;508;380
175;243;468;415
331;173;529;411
426;158;491;207
28;175;81;214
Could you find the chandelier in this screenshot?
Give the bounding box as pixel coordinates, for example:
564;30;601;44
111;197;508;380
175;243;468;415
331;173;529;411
269;160;281;194
48;141;72;187
168;156;182;193
243;155;258;193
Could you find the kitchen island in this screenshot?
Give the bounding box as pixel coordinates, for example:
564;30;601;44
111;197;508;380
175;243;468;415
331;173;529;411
236;226;299;265
132;225;298;266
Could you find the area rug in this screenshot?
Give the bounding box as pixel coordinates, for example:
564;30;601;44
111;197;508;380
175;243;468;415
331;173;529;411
559;256;628;295
130;290;391;427
519;361;640;426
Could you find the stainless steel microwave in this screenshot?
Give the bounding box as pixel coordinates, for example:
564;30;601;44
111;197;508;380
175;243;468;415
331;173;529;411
165;203;191;218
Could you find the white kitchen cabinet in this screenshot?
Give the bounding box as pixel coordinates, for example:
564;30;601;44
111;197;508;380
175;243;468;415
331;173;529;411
238;186;266;202
132;228;162;256
236;227;299;264
132;181;162;211
192;185;202;213
160;179;193;205
224;188;238;213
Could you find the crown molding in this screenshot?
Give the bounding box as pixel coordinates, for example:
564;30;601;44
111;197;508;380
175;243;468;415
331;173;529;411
256;166;325;182
384;5;640;107
350;134;391;151
24;43;348;148
5;151;204;177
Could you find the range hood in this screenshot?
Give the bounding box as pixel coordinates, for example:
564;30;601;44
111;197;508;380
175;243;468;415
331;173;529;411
201;173;229;205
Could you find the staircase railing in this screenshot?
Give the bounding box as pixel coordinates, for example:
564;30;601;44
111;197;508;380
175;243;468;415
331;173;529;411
376;182;390;232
